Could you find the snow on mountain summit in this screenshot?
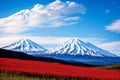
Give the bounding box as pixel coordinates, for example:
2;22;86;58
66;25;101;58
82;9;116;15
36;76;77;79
48;38;117;57
2;39;47;53
2;38;117;57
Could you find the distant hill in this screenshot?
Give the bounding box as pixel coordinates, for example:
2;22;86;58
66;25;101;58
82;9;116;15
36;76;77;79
0;48;38;60
100;64;120;70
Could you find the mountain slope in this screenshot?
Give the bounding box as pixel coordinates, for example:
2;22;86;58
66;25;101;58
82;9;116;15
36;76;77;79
48;38;117;57
0;48;39;60
2;39;47;54
0;49;94;67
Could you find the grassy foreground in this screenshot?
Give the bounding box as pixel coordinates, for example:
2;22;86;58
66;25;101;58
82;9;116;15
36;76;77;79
0;72;89;80
0;72;41;80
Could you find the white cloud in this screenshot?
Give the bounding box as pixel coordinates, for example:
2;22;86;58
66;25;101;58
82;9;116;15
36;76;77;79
64;17;80;21
0;0;85;35
106;19;120;33
97;41;120;56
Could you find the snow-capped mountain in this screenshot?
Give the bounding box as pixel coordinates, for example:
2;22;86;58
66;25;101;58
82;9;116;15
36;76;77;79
2;38;117;57
48;38;117;57
2;39;47;54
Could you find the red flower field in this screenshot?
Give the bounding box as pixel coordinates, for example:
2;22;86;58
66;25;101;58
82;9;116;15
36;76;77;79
0;58;120;80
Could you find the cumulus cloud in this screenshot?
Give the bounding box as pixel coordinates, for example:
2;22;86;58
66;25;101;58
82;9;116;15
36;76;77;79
106;19;120;33
0;0;86;34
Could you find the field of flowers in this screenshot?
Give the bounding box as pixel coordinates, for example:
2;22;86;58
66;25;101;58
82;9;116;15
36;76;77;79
0;58;120;80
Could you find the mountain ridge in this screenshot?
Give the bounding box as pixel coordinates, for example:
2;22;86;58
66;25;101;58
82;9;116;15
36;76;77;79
47;38;117;57
1;38;118;57
2;39;47;54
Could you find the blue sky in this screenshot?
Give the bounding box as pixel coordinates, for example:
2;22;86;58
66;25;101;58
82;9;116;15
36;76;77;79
0;0;120;56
